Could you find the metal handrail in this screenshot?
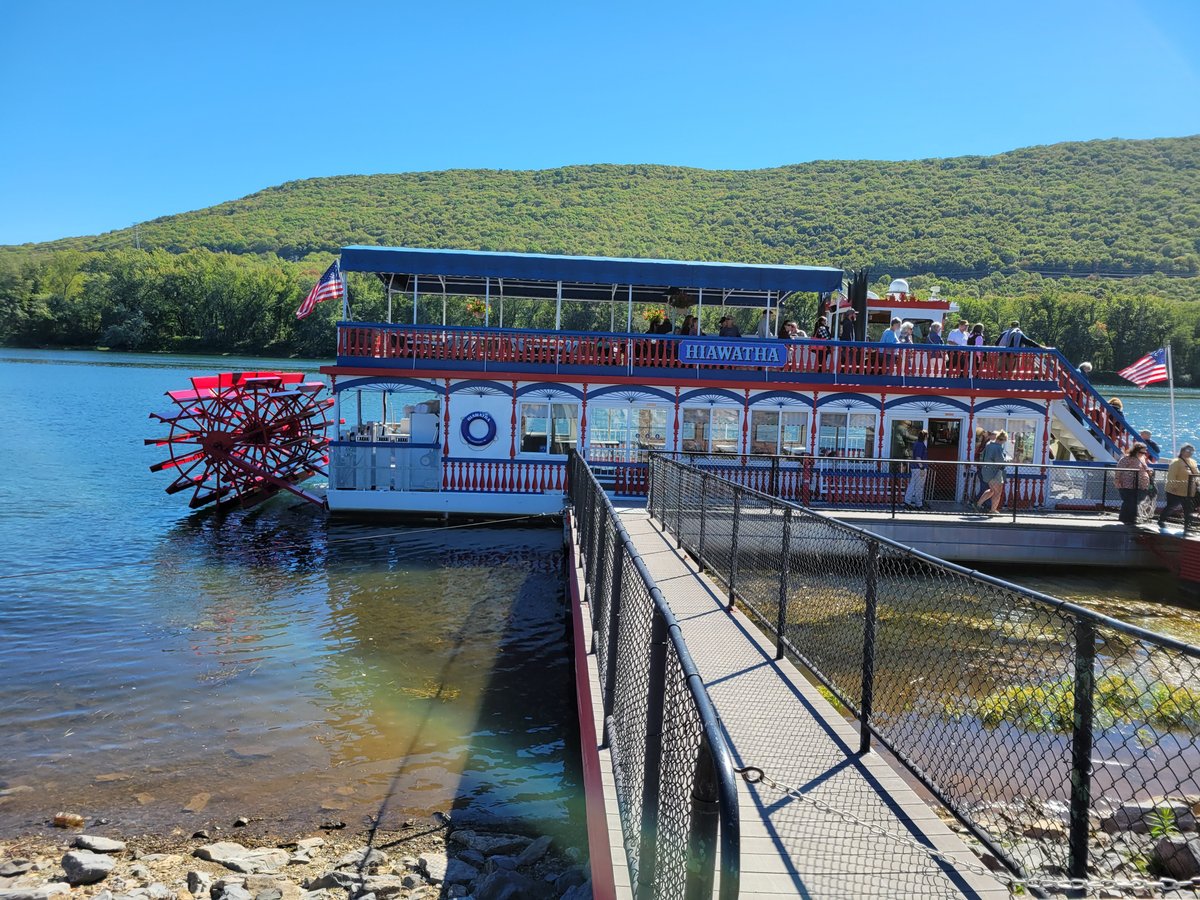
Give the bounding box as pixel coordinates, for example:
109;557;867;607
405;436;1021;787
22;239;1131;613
649;453;1200;887
568;452;740;900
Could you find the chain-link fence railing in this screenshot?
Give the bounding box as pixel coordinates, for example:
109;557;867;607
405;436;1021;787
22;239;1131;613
632;452;1187;528
568;452;740;900
651;454;1200;891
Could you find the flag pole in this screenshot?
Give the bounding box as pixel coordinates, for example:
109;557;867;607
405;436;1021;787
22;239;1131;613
1168;341;1178;453
339;257;351;321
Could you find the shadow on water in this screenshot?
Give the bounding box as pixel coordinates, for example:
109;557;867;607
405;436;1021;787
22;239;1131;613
0;496;584;851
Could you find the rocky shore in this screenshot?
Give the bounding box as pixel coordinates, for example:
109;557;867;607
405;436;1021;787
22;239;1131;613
0;816;592;900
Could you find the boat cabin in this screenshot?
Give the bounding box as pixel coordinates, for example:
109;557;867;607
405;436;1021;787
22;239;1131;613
320;246;1141;516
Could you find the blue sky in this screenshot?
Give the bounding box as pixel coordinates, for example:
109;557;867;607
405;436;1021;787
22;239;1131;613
2;0;1198;245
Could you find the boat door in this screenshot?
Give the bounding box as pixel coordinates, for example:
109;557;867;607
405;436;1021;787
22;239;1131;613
927;418;962;501
888;416;962;502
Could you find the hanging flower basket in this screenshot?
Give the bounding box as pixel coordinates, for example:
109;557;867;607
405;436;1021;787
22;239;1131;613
666;288;694;310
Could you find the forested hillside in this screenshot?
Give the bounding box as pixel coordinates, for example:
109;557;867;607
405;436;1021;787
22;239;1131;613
2;136;1198;376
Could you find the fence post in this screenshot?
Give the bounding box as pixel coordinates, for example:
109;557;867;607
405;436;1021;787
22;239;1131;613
647;455;656;522
1068;618;1096;891
698;474;709;562
683;736;720;900
636;606;669;900
1011;466;1020;524
590;506;609;612
1100;466;1109;513
860;540;879;754
770;456;780;497
675;466;685;549
602;539;624;743
728;492;741;610
776;507;793;660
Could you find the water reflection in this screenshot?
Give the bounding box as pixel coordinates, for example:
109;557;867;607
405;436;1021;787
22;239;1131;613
0;351;582;844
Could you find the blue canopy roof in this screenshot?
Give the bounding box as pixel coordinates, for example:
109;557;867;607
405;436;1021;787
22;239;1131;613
339;246;843;306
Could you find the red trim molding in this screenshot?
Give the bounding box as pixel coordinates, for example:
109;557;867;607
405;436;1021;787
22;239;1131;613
564;513;618;900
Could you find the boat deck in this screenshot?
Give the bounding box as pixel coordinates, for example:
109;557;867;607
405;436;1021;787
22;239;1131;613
598;504;1008;898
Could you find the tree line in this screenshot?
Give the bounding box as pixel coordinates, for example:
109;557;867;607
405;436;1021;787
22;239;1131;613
3;247;1197;384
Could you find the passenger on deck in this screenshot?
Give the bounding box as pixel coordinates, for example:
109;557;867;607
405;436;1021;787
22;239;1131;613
1077;361;1093;381
1159;444;1198;532
1114;442;1151;526
947;320;970;346
968;324;986;347
647;316;673;335
903;429;930;510
811;316;832;340
676;315;700;336
880;317;903;344
1140;430;1162;457
927;322;945;344
780;320;801;339
973;430;1009;514
756;310;775;338
838;308;858;341
898;322;915;344
997;320;1024;348
718;315;741;338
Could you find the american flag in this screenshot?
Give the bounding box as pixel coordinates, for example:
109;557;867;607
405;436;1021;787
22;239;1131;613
296;262;344;320
1117;348;1169;388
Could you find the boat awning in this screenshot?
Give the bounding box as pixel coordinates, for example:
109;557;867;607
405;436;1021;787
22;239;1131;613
339;245;844;307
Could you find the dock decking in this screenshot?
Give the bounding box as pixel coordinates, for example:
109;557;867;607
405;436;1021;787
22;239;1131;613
583;503;1009;898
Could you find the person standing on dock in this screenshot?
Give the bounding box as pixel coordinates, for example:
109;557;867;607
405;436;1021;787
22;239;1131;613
1158;444;1198;532
974;431;1009;514
904;429;930;510
1114;443;1152;526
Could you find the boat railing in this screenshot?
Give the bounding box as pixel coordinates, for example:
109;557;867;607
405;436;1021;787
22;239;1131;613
603;451;1185;527
336;321;1059;386
568;451;740;900
648;452;1200;886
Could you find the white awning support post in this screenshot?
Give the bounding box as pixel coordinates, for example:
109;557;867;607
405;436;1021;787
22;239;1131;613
439;276;447;327
555;281;563;331
499;279;505;328
626;284;633;334
698;287;704;332
412;275;419;326
485;277;491;327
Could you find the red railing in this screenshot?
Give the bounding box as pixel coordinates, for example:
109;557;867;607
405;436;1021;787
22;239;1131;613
337;324;1061;385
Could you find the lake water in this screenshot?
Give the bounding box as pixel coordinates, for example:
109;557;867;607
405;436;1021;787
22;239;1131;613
1;348;1197;840
0;349;583;841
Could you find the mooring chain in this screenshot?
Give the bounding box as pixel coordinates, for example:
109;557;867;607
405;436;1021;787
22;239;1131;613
733;765;1200;896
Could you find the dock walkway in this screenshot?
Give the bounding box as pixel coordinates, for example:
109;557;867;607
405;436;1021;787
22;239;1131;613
608;503;1008;899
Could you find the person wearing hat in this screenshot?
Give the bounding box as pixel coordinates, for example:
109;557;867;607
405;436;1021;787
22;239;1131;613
838;308;858;342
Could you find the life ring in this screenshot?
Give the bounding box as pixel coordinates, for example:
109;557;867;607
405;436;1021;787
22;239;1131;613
461;411;497;448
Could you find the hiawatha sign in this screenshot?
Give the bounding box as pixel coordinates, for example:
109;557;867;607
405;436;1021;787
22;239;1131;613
678;339;788;367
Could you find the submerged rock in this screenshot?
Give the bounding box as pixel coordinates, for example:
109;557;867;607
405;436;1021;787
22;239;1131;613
447;831;530;856
474;870;535;900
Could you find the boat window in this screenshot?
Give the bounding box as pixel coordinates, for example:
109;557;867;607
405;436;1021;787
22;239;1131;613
588;405;668;461
681;408;710;453
975;416;1038;463
818;411;877;458
750;410;809;455
519;401;579;455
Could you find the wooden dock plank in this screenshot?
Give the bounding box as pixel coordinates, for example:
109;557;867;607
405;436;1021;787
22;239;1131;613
616;507;1009;899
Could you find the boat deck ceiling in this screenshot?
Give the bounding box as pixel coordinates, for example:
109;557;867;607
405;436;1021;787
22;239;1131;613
340;245;844;307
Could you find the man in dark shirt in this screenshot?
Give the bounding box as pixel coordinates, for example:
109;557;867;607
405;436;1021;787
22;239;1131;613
903;429;930;509
718;316;741;337
838;309;858;341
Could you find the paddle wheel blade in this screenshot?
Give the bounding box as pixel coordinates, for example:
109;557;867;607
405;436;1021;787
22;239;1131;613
148;372;332;511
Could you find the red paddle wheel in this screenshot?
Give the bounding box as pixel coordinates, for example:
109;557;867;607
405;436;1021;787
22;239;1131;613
148;372;333;509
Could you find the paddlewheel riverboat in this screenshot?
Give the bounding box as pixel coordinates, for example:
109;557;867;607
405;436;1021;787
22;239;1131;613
306;246;1143;517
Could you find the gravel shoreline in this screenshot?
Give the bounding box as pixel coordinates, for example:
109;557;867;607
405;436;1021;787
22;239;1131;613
0;813;592;900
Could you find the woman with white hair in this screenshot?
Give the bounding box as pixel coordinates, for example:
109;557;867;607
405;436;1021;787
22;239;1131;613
898;321;915;344
1159;444;1199;532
